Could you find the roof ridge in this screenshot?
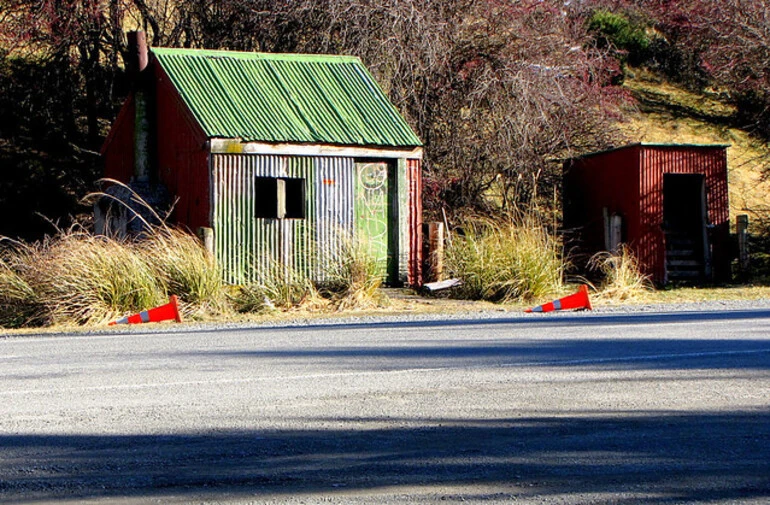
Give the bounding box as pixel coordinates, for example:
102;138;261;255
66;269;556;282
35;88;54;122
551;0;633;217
152;47;361;64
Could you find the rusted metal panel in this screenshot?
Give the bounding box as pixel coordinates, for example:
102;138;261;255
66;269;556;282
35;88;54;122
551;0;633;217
213;154;359;284
407;158;423;287
314;157;355;281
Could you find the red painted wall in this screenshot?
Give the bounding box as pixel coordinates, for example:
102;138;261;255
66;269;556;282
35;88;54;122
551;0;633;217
563;144;641;265
154;64;211;230
102;94;136;183
101;61;211;231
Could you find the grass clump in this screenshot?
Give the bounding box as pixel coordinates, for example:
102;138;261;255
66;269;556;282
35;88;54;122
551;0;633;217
0;225;228;327
3;230;167;326
445;215;564;302
233;234;388;314
589;245;653;301
137;227;225;315
233;261;320;313
0;256;39;328
320;234;387;311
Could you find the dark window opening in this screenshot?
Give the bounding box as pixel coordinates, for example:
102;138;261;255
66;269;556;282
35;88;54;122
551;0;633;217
254;177;306;219
284;178;306;219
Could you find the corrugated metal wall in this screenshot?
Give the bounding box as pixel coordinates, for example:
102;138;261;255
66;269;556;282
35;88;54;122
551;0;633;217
563;145;641;265
213;154;366;285
212;153;422;286
639;146;730;283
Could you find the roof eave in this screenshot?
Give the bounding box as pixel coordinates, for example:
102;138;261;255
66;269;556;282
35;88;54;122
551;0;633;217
208;138;423;159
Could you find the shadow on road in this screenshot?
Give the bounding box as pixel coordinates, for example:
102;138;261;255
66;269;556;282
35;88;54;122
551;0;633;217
2;411;769;503
189;337;770;372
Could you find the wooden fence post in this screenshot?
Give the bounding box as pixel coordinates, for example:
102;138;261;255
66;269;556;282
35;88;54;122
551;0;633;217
737;214;750;279
426;222;444;282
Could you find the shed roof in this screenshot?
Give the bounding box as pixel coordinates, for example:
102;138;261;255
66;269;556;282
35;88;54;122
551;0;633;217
152;47;421;148
566;142;730;162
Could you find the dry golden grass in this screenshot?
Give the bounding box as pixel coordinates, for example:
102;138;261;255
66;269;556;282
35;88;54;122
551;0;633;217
588;245;653;302
445;215;565;302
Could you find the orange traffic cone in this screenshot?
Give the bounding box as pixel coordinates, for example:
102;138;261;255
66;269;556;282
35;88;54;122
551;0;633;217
109;295;183;325
525;284;592;313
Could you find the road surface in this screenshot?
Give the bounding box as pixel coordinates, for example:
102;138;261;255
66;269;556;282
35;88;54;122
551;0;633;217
2;309;770;504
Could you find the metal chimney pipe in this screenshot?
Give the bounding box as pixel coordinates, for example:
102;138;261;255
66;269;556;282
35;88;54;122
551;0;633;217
127;30;151;182
126;30;149;78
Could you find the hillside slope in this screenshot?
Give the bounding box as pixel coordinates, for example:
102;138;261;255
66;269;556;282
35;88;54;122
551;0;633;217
620;69;770;227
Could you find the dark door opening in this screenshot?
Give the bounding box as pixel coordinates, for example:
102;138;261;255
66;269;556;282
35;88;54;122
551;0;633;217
663;173;711;282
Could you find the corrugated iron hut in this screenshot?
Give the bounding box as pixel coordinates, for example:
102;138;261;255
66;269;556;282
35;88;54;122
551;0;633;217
101;33;423;286
563;143;731;285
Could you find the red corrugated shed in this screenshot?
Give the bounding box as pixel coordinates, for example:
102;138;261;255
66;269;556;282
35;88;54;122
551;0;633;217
564;143;731;285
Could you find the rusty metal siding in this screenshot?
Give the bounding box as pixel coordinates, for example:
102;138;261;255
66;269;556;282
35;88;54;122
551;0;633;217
640;145;730;283
407;158;423;287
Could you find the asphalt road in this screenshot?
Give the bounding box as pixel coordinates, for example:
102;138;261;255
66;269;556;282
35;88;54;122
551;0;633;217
2;309;770;504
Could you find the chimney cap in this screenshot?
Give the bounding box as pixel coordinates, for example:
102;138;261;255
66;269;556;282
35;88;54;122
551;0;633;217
127;30;149;75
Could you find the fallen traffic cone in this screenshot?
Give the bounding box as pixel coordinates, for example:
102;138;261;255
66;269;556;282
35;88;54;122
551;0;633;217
525;284;592;313
109;295;183;325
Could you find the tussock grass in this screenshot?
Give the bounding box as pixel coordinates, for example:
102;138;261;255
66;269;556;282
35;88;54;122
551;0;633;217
0;226;228;327
0;255;39;328
320;234;388;311
1;230;166;326
137;227;226;315
589;245;653;301
233;261;322;313
445;215;564;302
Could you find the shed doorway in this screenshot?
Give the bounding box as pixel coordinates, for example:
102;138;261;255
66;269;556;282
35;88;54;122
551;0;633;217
355;160;399;285
663;173;711;282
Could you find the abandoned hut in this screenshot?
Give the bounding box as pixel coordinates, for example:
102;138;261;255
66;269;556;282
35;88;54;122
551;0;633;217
100;32;424;286
563;143;731;285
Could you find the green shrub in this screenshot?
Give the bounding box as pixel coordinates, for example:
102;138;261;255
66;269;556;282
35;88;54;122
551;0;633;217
445;216;564;302
588;9;651;65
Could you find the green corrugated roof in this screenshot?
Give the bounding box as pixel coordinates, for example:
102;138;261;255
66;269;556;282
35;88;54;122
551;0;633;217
152;47;422;147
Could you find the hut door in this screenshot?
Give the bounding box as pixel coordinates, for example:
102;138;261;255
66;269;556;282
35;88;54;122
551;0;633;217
355;160;398;284
663;173;711;281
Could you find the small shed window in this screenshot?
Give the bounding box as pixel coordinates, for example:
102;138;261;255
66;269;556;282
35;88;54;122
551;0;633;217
254;177;306;219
